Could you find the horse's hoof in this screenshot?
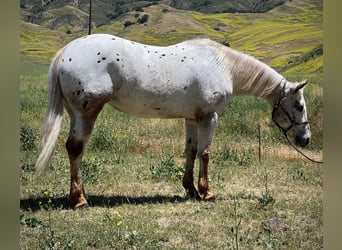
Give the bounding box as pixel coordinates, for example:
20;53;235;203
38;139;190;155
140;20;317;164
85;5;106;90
203;191;216;201
185;193;201;201
74;202;89;210
185;188;201;201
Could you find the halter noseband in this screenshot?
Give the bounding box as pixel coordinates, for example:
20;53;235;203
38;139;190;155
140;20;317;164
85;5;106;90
271;80;309;135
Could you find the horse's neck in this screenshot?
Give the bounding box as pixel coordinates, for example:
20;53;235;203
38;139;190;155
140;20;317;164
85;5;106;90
227;50;284;105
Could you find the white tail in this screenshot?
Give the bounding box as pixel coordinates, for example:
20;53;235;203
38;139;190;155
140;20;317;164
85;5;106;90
35;49;64;177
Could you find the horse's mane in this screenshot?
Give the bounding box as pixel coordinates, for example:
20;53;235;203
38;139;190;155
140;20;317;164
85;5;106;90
190;38;283;100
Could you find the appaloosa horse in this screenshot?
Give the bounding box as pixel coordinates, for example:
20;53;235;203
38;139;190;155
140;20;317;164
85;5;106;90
35;34;311;208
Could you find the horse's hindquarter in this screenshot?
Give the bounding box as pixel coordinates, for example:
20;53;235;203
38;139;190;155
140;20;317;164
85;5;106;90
58;34;232;119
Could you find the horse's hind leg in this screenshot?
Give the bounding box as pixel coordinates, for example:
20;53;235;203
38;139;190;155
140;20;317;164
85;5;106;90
183;119;200;199
65;106;103;208
197;113;217;201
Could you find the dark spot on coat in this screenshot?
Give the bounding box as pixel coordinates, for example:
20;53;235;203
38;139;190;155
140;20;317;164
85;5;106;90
97;60;101;63
69;58;72;62
102;57;106;60
62;58;64;62
97;52;101;55
154;107;161;110
116;58;120;62
112;38;116;40
161;54;166;56
116;53;120;56
181;59;184;62
77;90;80;95
184;86;188;90
83;101;89;109
147;51;150;53
78;82;81;85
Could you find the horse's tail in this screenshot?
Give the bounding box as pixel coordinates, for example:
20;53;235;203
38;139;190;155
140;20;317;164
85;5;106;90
35;48;65;177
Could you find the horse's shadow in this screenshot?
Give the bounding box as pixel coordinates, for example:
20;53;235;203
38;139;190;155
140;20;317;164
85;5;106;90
20;194;188;211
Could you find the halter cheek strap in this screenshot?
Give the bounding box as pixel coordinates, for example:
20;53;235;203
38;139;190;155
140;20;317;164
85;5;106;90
271;81;309;135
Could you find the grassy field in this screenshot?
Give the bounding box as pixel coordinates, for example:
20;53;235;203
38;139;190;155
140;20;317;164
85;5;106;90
19;59;322;249
20;1;322;249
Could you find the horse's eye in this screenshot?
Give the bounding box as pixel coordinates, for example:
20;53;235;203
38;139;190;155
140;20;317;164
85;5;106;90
295;101;304;112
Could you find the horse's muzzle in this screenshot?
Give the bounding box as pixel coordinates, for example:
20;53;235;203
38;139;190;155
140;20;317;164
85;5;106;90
295;136;310;147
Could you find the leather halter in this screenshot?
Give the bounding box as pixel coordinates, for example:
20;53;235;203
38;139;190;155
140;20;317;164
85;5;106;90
271;81;309;135
271;80;322;164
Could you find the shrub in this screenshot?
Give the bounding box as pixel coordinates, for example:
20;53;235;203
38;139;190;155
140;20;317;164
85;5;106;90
90;126;116;151
124;20;135;28
213;148;255;167
137;14;149;24
149;153;183;181
81;160;107;184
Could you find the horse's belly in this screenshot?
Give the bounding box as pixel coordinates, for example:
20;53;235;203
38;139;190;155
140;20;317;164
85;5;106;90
109;93;193;119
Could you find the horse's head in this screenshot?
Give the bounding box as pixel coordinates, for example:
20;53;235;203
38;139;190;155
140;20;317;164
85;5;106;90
272;79;311;147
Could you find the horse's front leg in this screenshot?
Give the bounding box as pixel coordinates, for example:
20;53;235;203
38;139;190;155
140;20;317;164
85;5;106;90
197;113;218;201
183;119;200;199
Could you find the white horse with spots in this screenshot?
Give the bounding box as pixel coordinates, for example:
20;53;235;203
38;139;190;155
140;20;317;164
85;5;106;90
35;34;311;208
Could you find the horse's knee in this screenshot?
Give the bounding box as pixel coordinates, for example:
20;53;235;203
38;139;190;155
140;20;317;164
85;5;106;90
66;137;83;159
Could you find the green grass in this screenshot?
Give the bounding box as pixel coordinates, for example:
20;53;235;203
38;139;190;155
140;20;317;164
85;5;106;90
20;55;322;249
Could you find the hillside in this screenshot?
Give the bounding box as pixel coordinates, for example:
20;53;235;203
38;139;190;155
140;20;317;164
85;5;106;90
168;0;286;13
20;0;322;73
20;0;287;30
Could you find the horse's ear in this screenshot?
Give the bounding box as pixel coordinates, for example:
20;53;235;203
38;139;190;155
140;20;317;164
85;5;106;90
294;79;308;93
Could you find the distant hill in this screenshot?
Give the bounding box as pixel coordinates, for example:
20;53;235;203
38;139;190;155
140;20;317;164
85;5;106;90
20;0;286;31
20;0;322;74
169;0;286;14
